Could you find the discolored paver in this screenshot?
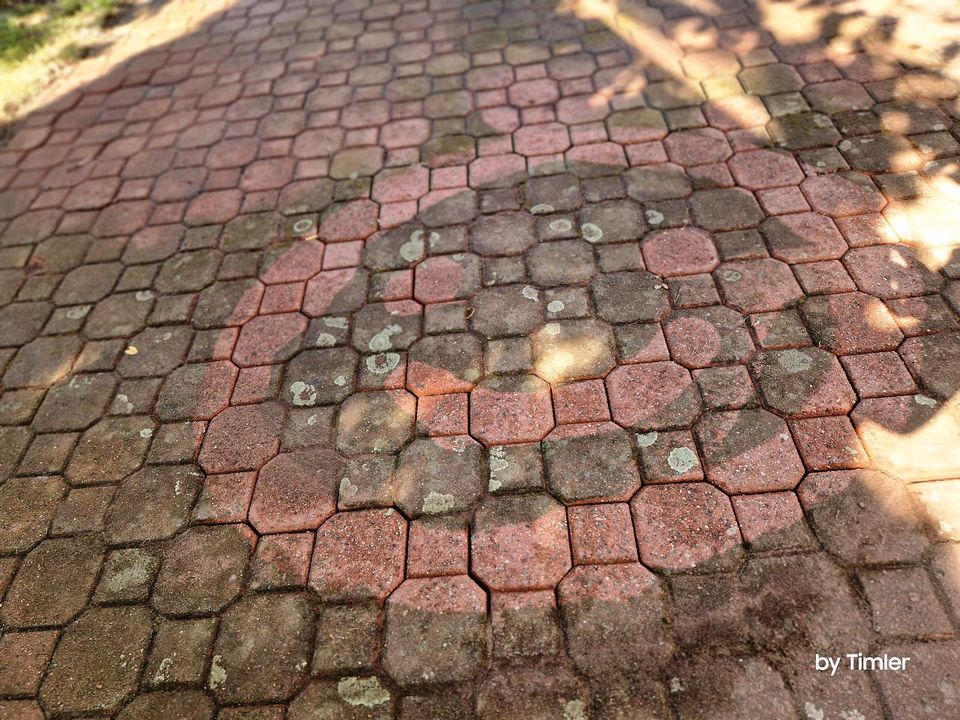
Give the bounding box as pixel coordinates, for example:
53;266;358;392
394;436;484;517
209;593;313;703
543;422;641;503
40;606;153;715
152;525;253;616
383;576;487;687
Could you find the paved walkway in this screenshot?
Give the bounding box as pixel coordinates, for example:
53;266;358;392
1;0;960;717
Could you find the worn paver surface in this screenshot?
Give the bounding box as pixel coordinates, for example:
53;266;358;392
1;0;960;717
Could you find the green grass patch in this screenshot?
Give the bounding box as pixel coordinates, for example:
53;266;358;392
0;0;126;121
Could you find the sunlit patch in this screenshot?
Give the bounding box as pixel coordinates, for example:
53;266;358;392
857;398;960;482
531;320;616;384
883;196;960;270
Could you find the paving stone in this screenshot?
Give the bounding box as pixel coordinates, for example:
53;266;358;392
900;331;960;399
248;532;313;591
874;641;960;720
32;373;116;432
470;284;545;337
767;112;841;150
552;379;609;426
65;415;154;485
395;436;483;517
489;590;562;661
39;606;152;715
156;361;237;420
336;390;416;454
93;547;160;604
852;395;960;482
542;422;640;503
145;617;216;687
861;567;952;637
103;465;201;544
283;347;358;407
720;258;803;315
691;365;758;410
525;239;596;286
632;483;742;573
153;524;253;615
800;173;886;216
799;469;929;564
801;291;903;354
0;630;59;696
309;509;407;602
591;270;670;324
790;415;869;471
530;318;616;383
470;212;535;255
0;476;64;553
730;491;817;551
249;449;342;533
414;253;481;303
210;593;313;703
4;336;82;388
199;402;284;472
760;211;847;262
234;312;307;367
636;428;705;483
690;188;763;231
312;602;380;674
624;163;692;202
841;353;917;400
606;361;701;430
663;305;754;368
338;454;396;509
578;200;646;243
1;537;102;629
117;326;193;378
304;268;369;316
670;656;796;720
406;333;482;396
383;576;487;687
557;563;671;679
470;374;554;445
695;409;805;493
487;443;543;493
641;227;719;277
472;494;570;591
568;502;638;564
751;347;856;417
407;517;469;578
845;245;942;299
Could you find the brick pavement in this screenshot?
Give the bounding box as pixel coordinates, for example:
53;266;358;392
1;0;960;717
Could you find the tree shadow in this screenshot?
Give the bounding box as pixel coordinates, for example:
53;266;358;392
0;0;959;717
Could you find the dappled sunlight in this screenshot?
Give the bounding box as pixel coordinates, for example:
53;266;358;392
883;196;960;271
531;319;616;384
857;398;960;483
20;0;233;118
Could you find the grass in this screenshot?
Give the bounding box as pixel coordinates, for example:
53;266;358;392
0;0;126;122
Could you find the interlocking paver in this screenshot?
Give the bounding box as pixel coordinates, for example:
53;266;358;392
1;0;958;711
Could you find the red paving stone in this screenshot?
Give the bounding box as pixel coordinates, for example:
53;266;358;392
0;0;958;714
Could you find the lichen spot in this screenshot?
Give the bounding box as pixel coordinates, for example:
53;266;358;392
422;490;456;514
667;447;698;474
337;676;391;707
